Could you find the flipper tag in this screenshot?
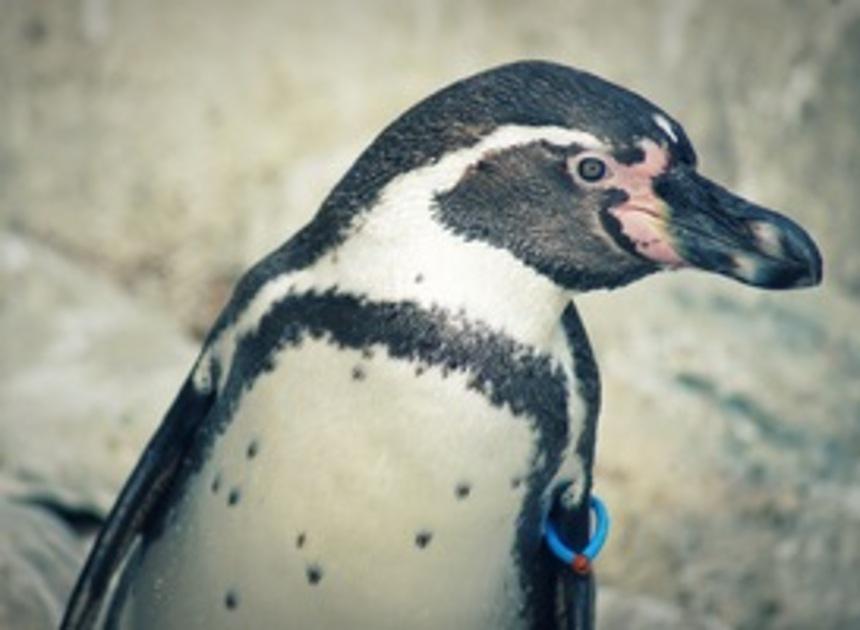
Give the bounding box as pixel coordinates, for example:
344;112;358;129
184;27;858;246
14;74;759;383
543;495;610;575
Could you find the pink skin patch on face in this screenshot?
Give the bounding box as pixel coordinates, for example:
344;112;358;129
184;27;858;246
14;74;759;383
604;140;686;268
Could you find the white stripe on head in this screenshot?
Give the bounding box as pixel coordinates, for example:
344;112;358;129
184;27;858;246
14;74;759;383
199;125;604;389
652;113;678;144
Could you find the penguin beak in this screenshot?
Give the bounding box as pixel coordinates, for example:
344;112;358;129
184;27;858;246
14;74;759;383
647;168;823;289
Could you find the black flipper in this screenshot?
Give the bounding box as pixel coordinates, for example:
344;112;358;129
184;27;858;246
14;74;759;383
60;371;216;629
558;302;601;629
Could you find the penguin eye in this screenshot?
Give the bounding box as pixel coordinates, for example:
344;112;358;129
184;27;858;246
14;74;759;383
576;157;607;182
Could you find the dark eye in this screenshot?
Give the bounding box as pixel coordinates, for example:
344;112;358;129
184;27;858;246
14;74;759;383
577;157;607;182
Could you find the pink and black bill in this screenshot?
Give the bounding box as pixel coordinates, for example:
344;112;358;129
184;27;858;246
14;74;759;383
650;168;822;289
601;141;822;291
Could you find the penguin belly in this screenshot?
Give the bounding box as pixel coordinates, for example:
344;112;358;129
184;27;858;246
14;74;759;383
111;338;543;629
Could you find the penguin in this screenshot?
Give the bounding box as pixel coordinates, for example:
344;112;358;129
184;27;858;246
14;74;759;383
61;60;822;630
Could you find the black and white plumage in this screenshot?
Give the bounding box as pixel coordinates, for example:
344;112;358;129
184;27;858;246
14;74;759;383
62;61;822;630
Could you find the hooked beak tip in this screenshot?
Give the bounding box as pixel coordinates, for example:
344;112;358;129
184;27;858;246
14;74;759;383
744;217;823;289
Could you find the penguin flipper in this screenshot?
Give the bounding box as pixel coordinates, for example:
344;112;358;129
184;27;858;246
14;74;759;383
60;373;216;629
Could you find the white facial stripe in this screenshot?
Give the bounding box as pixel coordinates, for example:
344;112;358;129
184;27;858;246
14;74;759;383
198;125;602;388
652;113;678;144
386;123;603;199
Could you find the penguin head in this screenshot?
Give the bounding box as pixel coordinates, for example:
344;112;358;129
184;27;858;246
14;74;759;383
336;61;822;293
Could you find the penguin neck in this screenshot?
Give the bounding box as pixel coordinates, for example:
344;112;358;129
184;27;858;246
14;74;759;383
275;122;613;352
294;205;574;353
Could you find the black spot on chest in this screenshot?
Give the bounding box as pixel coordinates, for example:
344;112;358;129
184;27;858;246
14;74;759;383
306;564;323;585
455;482;472;499
227;488;241;506
414;530;433;549
224;589;239;610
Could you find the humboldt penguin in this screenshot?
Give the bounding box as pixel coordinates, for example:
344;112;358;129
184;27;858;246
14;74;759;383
62;60;822;630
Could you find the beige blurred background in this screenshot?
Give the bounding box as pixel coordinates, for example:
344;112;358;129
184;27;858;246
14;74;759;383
1;1;859;628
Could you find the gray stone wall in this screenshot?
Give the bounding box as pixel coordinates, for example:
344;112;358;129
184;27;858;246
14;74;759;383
1;1;858;628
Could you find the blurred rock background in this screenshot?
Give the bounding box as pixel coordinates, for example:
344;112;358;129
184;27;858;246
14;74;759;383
1;0;858;628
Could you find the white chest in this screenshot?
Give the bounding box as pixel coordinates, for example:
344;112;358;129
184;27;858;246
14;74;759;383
115;336;580;629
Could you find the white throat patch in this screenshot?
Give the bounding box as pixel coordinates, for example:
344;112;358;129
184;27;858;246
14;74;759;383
198;124;603;390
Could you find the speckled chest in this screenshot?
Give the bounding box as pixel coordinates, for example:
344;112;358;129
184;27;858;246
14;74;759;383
110;297;586;630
